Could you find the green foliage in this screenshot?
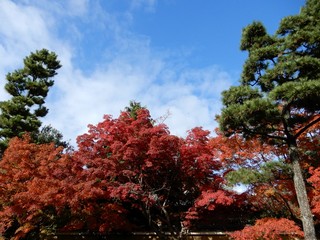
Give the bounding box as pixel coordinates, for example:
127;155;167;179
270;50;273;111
220;95;281;137
227;160;292;186
0;49;61;155
221;86;262;107
240;21;275;51
31;125;70;149
219;0;320;141
269;80;320;112
124;100;146;119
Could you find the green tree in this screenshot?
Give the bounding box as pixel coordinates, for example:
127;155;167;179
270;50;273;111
0;49;61;156
31;125;70;149
218;0;320;238
124;100;146;119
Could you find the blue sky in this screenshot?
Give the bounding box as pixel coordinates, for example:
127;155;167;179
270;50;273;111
0;0;305;145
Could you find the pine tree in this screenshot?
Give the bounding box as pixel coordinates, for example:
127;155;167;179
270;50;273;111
31;125;70;149
0;49;61;156
219;0;320;238
124;100;146;119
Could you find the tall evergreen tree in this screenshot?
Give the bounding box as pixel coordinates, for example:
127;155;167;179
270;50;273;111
218;0;320;238
0;49;61;155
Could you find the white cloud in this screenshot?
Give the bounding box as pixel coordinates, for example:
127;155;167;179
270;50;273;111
130;0;158;12
0;0;234;147
142;65;233;136
0;1;51;69
67;0;89;16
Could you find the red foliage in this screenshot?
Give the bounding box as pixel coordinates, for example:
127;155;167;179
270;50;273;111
229;218;304;240
308;167;320;218
210;130;304;220
302;121;320;221
0;109;244;237
209;129;286;168
195;190;233;209
0;135;75;237
183;190;234;228
73;109;236;233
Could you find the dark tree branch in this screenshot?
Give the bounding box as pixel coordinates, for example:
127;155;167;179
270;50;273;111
294;115;320;139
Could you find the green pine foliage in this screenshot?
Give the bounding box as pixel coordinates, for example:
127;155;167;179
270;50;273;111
219;0;320;142
31;125;70;149
227;160;292;186
0;49;61;155
124;100;146;119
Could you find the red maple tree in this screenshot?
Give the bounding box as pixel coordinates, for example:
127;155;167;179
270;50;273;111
306;121;320;220
229;218;304;240
0;135;76;239
72;109;236;238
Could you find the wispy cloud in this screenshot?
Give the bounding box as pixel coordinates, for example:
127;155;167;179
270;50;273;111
0;0;233;146
130;0;158;12
0;1;51;69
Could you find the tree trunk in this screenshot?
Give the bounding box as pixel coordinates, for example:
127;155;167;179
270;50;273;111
290;145;316;240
